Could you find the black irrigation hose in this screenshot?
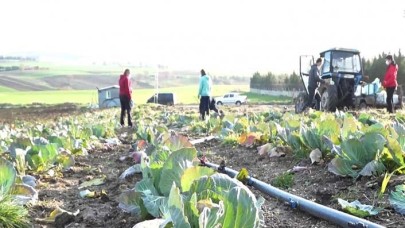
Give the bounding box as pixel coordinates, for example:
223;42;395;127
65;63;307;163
202;161;385;228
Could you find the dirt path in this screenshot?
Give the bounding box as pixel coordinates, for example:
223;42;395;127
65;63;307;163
30;129;142;228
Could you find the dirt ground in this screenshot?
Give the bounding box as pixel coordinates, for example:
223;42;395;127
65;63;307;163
29;128;141;228
0;103;85;123
0;104;140;227
195;138;405;228
3;104;405;227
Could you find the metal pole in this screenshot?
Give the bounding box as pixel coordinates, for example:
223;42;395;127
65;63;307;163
156;70;159;101
155;70;159;104
203;161;385;228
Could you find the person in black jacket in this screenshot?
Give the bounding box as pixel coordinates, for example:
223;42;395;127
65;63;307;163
209;97;224;118
305;58;324;109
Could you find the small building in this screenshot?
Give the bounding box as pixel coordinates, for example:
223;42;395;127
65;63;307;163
97;85;120;108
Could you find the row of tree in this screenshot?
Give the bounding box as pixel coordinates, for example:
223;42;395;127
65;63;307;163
0;56;38;61
250;71;302;90
250;50;403;90
0;66;20;71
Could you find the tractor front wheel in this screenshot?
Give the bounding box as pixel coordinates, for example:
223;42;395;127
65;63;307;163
321;85;338;112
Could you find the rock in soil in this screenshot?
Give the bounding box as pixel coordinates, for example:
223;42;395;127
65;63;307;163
54;212;75;227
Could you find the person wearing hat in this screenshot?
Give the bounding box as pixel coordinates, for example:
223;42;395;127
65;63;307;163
382;55;399;113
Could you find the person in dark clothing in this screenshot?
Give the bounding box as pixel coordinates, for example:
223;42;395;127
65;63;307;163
210;97;219;113
209;97;224;118
383;55;398;113
305;58;324;109
198;69;212;120
119;69;133;127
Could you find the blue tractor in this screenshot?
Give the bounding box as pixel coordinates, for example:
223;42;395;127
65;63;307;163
295;48;363;112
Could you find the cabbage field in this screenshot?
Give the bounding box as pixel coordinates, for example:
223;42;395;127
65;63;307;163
1;104;405;227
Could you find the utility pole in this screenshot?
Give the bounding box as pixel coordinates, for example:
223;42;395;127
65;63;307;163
154;69;159;104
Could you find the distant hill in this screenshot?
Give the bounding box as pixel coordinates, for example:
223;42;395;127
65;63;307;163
0;61;249;91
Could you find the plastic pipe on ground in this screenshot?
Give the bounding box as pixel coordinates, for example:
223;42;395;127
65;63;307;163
203;161;385;228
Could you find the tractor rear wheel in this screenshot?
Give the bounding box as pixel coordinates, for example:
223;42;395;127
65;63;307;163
294;92;308;113
321;85;337;112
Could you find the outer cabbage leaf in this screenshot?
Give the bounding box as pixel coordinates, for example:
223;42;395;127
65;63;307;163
185;193;199;228
118;190;149;218
158;148;196;196
119;164;142;180
163;134;193;151
57;151;75;170
338;198;381;218
341;116;359;140
389;184;405;215
199;201;224;228
166;183;191;228
189;173;263;228
135;178;167;218
384;137;405;171
180;166;215;192
221;187;262;228
11;183;38;205
328;133;386;178
358;160;385;177
0;158;16;194
300;125;323;151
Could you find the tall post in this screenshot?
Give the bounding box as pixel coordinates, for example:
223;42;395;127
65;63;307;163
155;69;159;104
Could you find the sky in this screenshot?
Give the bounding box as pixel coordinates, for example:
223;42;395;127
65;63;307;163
0;0;404;75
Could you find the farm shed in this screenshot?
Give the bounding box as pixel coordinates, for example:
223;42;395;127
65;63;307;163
97;85;120;108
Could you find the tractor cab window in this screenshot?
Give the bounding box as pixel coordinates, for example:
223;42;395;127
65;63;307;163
331;52;361;73
322;52;331;74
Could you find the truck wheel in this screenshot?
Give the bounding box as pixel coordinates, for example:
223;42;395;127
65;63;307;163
294;92;308;113
320;85;337;112
217;101;223;105
359;101;367;110
235;101;242;106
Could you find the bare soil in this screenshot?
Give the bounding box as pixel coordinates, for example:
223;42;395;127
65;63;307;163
195;138;405;228
30;128;142;228
0;103;86;124
0;105;142;227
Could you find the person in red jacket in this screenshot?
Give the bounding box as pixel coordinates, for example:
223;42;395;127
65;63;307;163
119;69;133;127
383;55;398;113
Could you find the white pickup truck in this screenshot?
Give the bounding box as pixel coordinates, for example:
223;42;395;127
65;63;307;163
215;92;248;106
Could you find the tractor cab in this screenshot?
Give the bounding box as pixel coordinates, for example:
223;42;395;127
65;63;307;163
296;48;363;112
320;48;362;86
